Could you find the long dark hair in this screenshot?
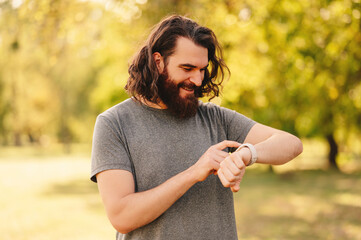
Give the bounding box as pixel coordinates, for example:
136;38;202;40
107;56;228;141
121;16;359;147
125;15;230;103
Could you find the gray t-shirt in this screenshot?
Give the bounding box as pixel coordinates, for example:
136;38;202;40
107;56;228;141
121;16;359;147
91;98;256;240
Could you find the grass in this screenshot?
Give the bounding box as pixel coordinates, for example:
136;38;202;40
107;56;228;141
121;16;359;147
0;145;114;240
234;169;361;240
0;143;360;240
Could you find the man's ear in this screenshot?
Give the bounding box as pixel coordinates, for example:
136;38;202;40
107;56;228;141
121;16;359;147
153;52;165;73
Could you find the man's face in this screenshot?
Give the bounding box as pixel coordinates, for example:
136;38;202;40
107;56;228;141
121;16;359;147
156;37;209;118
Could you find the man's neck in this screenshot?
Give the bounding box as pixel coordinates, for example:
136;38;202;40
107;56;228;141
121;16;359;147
138;96;167;109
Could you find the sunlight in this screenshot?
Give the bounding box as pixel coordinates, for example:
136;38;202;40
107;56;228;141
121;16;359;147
333;193;361;208
79;0;147;23
10;0;23;8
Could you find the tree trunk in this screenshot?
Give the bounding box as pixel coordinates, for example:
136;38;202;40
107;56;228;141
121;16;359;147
326;133;339;171
14;132;22;146
60;119;72;154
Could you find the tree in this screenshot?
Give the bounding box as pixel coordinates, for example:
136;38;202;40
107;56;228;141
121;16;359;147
221;0;361;170
0;0;145;148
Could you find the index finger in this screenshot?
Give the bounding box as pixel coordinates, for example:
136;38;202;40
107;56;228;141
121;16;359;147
213;140;241;151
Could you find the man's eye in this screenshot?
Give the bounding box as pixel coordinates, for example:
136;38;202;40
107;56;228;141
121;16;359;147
183;68;192;72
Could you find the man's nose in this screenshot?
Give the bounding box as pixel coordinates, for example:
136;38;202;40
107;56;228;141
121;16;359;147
189;70;203;86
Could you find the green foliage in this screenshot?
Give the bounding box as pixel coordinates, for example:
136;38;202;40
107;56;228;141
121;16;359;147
217;0;361;168
0;0;145;144
220;0;361;138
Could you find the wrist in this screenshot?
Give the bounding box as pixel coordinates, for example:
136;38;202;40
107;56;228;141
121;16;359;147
186;165;202;183
238;147;252;166
235;143;258;166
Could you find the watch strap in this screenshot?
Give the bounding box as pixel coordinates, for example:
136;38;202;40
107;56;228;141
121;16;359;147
235;143;257;166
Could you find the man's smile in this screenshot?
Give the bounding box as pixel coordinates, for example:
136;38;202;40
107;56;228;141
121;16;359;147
181;86;194;92
179;82;197;93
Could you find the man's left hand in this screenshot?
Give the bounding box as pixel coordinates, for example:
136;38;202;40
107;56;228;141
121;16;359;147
217;147;251;192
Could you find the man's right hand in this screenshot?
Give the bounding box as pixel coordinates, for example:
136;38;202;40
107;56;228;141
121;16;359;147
190;140;241;182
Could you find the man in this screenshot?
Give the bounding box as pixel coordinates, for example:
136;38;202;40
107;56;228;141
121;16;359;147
91;15;303;240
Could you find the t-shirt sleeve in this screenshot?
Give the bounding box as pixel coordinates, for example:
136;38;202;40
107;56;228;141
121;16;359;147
217;105;257;149
90;115;133;183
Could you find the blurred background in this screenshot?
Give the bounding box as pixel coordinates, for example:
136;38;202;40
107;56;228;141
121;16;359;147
0;0;360;239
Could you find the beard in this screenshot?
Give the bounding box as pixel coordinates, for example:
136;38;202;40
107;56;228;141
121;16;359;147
157;69;200;119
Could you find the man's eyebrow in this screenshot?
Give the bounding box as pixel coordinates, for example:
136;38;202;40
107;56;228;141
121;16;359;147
178;63;209;69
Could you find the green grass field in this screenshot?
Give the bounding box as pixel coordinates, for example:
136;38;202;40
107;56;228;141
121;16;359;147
1;144;360;240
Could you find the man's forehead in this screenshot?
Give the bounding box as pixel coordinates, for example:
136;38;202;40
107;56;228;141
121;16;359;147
171;37;209;67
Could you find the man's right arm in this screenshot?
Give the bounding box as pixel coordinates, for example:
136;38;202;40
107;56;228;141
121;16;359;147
96;140;240;234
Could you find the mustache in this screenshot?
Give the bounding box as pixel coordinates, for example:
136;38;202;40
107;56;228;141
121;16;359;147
178;81;199;91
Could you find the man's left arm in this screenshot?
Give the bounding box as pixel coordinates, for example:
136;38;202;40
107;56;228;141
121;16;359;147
244;123;303;165
217;123;303;192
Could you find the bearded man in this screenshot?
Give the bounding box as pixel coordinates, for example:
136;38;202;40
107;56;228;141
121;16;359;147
91;15;303;240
